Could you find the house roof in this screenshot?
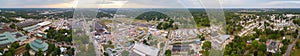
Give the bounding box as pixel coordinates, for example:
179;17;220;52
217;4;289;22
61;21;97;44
267;40;279;53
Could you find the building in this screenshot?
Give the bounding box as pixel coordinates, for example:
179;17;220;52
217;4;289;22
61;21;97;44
22;25;41;32
172;44;190;52
0;26;28;45
16;20;41;28
129;43;159;56
211;35;230;50
195;40;201;44
15;17;25;21
36;33;47;39
266;40;279;53
14;45;27;55
22;21;51;32
29;39;49;52
171;44;190;55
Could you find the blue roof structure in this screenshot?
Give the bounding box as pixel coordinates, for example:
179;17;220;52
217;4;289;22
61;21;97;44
22;25;41;32
29;39;49;52
0;31;28;45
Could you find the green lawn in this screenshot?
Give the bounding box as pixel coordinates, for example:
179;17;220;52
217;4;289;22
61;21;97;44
290;39;300;56
290;49;300;56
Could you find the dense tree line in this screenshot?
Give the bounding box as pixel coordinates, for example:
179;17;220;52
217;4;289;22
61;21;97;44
0;8;74;19
2;42;20;56
224;12;242;34
293;16;300;26
201;41;211;56
165;50;172;56
0;18;20;23
190;9;210;27
45;27;72;42
156;18;178;30
135;11;170;21
96;12;114;18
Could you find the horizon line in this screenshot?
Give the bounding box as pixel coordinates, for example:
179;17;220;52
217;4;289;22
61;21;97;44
0;7;300;9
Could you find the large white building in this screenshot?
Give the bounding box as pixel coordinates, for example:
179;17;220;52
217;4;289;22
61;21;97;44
130;43;159;56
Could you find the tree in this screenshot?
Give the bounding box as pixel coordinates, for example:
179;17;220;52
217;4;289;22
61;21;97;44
26;44;31;50
252;40;259;49
198;34;205;41
47;43;55;54
4;51;13;56
11;42;20;48
9;23;17;29
135;11;170;21
296;42;300;49
165;50;172;56
108;40;112;45
0;47;4;52
293;18;300;26
55;47;61;55
202;41;211;50
8;47;15;55
67;48;75;56
258;44;266;52
280;45;287;54
258;51;264;56
281;39;290;45
46;28;73;43
104;52;109;56
24;51;31;56
35;49;44;56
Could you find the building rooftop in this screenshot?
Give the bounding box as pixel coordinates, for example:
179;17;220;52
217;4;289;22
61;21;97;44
211;35;230;50
37;21;51;26
212;35;230;45
16;21;41;28
266;40;279;53
131;43;159;56
22;21;51;32
0;31;28;45
29;39;49;52
36;33;47;39
22;25;41;32
172;44;190;52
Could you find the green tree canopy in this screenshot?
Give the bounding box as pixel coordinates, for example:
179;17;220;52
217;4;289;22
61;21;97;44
135;11;170;21
202;41;211;50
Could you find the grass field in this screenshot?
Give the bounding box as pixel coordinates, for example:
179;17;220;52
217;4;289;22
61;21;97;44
290;37;300;56
290;49;300;56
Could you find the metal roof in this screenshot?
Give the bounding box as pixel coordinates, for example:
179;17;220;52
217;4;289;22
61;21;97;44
29;39;49;51
0;31;28;45
132;43;159;56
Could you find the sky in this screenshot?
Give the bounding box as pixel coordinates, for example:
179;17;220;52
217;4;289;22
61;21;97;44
0;0;300;8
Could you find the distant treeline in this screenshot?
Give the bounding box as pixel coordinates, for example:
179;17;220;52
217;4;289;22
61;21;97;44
1;8;300;19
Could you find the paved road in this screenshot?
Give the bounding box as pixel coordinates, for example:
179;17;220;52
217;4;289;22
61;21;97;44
285;31;300;56
81;13;101;56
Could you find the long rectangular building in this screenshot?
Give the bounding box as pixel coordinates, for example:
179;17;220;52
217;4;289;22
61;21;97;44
130;43;160;56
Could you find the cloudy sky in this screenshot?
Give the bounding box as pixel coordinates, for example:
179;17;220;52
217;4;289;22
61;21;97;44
0;0;299;8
